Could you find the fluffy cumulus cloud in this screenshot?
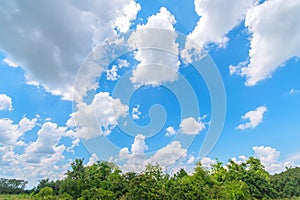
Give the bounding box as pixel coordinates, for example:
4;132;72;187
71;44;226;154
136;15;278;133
231;0;300;86
181;0;255;64
180;117;206;135
146;141;187;167
193;146;297;175
200;157;216;168
230;155;248;165
110;134;148;172
21;122;67;164
0;0;140;100
236;106;267;130
253;146;294;174
67;92;128;139
0;117;37;168
0;94;13;111
86;153;99;167
111;134;188;172
0;120;74;187
189;0;255;47
131;134;148;154
0;117;37;146
129;7;180;87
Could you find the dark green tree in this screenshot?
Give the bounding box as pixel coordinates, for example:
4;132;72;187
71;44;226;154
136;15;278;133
0;178;28;194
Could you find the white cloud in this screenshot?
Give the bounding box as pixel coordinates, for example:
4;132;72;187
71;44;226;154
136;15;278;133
86;153;99;166
67;92;128;139
200;157;216;168
236;106;267;130
117;59;130;69
0;0;140;100
110;134;148;172
3;58;18;68
181;0;255;64
229;60;248;76
232;0;300;86
14;144;68;188
0;121;73;188
131;134;148;154
129;7;180;87
113;1;141;33
0;117;37;168
21;122;66;163
231;155;247;165
0;117;37;146
187;156;195;164
106;65;120;81
189;0;255;47
289;89;300;95
180;117;206;135
66;138;80;153
146;141;187;167
165;126;176;136
0;94;13;111
253;146;294;174
111;134;188;173
105;59;130;81
131;105;141;120
288;152;300;163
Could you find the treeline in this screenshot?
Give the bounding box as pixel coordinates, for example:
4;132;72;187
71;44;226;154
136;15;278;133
0;178;27;194
2;157;300;199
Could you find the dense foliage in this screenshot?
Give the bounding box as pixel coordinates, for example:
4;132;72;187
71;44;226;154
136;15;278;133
0;178;27;194
2;158;300;199
271;167;300;198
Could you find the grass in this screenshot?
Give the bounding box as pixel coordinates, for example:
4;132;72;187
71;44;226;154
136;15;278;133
0;194;32;200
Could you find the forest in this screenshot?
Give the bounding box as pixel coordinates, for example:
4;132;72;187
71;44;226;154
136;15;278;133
1;157;300;200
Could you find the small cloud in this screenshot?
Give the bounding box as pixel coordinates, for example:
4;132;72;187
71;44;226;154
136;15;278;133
229;61;248;76
67;138;80;153
187;156;195;164
3;58;19;68
231;155;247;164
117;59;130;68
180;117;206;135
200;157;216;168
131;105;141;120
289;88;300;95
106;59;130;81
288;152;300;163
236;106;267;130
0;94;13;111
86;153;99;167
106;65;120;81
165;126;176;136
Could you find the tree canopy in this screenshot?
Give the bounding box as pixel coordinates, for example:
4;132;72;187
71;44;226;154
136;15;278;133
2;157;300;199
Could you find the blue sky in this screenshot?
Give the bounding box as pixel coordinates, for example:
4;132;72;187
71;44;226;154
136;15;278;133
0;0;300;187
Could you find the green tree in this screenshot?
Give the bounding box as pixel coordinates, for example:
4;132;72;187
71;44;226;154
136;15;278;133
36;186;56;200
271;167;300;198
0;178;28;194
